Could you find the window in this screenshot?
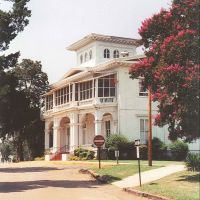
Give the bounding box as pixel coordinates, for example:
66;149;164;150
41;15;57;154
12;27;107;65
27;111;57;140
89;50;92;60
74;80;93;101
139;79;148;96
98;74;116;97
113;50;119;58
104;49;110;58
140;119;148;144
105;121;111;138
45;94;53;110
49;128;53;148
80;55;83;64
85;52;88;62
70;84;73;101
55;85;70;106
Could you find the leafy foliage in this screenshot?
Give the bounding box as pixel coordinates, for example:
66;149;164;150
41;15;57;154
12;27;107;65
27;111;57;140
129;0;200;141
152;137;167;160
74;148;95;160
169;140;189;160
0;141;13;161
185;152;200;171
106;134;129;149
0;2;49;161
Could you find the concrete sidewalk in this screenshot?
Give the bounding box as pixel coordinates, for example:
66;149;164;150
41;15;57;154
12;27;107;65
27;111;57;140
112;164;185;188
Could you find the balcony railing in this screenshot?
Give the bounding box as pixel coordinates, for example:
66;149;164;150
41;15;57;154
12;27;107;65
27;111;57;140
43;97;117;116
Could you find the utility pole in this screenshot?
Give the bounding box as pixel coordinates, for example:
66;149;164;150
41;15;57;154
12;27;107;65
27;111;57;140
148;87;152;166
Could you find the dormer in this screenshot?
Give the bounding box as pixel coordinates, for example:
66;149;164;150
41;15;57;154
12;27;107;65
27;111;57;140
67;33;140;67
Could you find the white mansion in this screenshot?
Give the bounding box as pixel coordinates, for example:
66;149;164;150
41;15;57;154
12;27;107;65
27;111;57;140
42;33;198;160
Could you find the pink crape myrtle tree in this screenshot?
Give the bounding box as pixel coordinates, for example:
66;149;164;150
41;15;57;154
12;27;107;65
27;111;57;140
130;0;199;142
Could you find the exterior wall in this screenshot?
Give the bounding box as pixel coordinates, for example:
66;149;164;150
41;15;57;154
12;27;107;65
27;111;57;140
117;66;168;143
76;41;137;67
76;42;96;67
95;41;136;65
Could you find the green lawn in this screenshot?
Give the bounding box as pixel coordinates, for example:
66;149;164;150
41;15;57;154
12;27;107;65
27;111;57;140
136;171;200;200
91;163;158;181
85;160;183;166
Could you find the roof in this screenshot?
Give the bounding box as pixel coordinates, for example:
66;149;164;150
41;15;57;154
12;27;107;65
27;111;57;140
67;33;141;51
43;55;145;95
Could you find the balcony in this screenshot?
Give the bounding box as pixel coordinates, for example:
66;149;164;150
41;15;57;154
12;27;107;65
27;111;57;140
42;97;117;117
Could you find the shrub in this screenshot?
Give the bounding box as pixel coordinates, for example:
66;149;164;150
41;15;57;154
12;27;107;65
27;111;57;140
74;148;95;160
152;137;167;160
69;155;80;161
169;140;189;161
34;156;45;161
185;153;200;172
139;144;148;160
106;134;135;160
106;134;129;149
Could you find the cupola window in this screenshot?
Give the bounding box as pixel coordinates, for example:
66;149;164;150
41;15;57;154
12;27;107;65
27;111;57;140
80;55;83;64
113;50;119;58
84;52;88;62
104;49;110;58
89;50;92;60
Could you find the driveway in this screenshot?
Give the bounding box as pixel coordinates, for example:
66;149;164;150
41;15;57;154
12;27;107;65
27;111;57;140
0;161;147;200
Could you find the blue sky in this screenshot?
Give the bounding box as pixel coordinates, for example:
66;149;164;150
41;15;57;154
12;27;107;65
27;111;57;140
1;0;172;83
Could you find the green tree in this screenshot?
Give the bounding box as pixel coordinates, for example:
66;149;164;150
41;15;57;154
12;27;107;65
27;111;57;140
130;0;199;141
0;0;31;135
14;59;49;159
0;140;13;161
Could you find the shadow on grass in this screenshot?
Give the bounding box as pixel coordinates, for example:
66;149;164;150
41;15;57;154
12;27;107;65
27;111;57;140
106;175;121;181
0;167;62;173
149;182;158;185
0;179;98;193
176;173;200;183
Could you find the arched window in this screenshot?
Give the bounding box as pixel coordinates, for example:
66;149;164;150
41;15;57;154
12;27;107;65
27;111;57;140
89;50;92;60
85;52;88;62
104;49;110;58
80;55;83;64
49;127;53;148
113;50;119;58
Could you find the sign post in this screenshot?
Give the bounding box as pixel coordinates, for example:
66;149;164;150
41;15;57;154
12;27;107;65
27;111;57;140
93;135;105;169
135;139;141;187
115;150;119;164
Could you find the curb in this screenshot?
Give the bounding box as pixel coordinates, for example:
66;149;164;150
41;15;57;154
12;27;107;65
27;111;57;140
123;188;170;200
79;168;110;183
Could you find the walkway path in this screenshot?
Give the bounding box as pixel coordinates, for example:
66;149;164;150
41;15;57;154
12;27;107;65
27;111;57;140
112;164;185;188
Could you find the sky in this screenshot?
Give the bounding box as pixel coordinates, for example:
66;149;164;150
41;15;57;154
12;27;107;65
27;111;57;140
1;0;172;83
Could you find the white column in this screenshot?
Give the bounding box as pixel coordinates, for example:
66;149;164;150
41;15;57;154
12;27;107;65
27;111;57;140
70;113;79;152
44;129;49;150
53;117;61;153
53;126;60;153
96;78;98;97
94;110;102;135
44;121;50;150
53;91;56;108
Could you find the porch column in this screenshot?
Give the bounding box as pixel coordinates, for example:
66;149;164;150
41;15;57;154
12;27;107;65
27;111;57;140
94;110;102;135
70;113;79;152
44;128;49;149
53;126;60;153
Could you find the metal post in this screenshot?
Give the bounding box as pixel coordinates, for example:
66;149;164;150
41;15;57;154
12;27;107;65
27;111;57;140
98;147;101;169
138;158;141;187
148;87;152;166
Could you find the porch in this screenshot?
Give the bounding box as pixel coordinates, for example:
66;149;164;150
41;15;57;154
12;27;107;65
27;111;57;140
44;110;117;160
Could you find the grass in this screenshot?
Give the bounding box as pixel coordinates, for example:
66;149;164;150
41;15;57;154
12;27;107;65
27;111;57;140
81;159;183;166
136;170;200;200
91;163;158;181
50;159;183;183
